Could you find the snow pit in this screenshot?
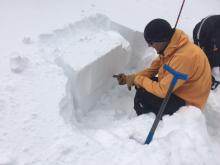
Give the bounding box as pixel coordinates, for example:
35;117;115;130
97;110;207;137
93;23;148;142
36;14;149;121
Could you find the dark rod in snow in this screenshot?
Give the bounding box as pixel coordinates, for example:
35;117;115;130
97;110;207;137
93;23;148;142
174;0;186;29
144;64;188;144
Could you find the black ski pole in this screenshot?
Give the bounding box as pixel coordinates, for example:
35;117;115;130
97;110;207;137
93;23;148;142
145;64;188;144
174;0;186;29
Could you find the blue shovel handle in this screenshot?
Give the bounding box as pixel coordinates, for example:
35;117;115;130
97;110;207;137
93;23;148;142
163;64;188;85
145;64;188;144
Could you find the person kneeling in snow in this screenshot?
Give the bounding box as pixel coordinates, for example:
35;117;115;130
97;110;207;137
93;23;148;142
113;19;211;116
193;15;220;90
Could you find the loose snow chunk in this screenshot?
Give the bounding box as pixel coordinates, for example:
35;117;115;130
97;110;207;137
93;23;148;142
9;52;29;73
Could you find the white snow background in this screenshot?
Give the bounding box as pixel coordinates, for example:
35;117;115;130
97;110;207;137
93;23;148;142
1;0;220;165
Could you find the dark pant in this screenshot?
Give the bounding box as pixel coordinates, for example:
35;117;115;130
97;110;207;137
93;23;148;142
134;86;185;116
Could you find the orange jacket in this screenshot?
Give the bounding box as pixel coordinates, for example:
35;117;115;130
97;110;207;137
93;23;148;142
134;29;211;109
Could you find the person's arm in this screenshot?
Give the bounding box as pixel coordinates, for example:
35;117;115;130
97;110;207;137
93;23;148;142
135;57;161;78
134;55;192;98
113;57;161;90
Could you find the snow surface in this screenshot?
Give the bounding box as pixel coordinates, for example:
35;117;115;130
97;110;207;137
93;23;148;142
1;0;220;165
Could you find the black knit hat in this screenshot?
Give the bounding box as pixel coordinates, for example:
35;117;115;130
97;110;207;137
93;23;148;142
144;19;174;43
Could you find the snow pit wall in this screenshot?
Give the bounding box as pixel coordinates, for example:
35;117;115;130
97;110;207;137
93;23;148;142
39;14;149;122
73;45;129;113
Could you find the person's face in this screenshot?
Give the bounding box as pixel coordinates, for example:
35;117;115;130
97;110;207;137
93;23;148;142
148;41;168;54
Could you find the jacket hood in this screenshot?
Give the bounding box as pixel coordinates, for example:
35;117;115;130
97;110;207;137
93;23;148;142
163;29;189;58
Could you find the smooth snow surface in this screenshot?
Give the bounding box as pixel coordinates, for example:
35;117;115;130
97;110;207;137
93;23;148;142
1;0;220;165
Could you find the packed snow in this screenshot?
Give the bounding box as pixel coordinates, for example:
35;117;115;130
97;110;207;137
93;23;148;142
0;0;220;165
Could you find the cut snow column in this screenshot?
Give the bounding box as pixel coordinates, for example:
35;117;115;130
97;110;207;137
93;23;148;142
67;29;130;114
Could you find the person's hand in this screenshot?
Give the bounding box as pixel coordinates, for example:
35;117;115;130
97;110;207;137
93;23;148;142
113;73;126;85
113;74;135;90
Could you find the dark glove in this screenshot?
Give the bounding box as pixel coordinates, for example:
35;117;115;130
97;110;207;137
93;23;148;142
211;79;220;90
113;73;135;90
211;76;220;90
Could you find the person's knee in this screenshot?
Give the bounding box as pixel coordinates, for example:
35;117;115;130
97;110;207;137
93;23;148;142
134;88;157;115
134;99;145;115
134;88;144;115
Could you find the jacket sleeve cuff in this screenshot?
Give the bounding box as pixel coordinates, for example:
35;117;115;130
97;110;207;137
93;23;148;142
134;75;150;88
